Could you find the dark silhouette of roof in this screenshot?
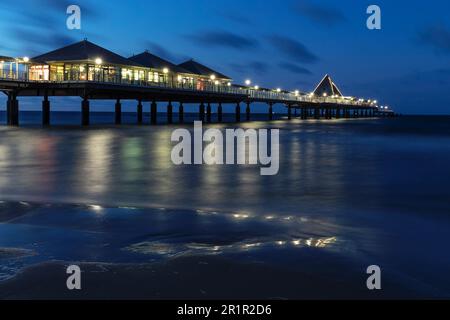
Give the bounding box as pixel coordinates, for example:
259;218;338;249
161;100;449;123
313;74;343;97
0;56;14;62
178;59;231;80
32;40;142;67
128;51;190;73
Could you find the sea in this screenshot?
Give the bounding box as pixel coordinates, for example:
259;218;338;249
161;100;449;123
0;111;449;299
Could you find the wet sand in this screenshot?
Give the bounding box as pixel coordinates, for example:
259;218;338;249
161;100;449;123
0;255;417;300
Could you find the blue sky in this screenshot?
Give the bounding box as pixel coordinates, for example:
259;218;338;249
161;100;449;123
1;0;450;114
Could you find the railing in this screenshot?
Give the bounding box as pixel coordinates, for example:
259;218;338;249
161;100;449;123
249;90;374;107
0;71;376;107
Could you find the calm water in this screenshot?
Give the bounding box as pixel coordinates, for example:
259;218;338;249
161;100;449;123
1;112;450;298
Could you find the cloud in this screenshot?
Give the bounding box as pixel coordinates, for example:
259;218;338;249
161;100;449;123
186;31;259;50
11;27;78;56
0;0;100;55
268;35;318;63
219;11;253;26
142;42;189;63
278;62;312;75
292;1;346;27
229;61;270;76
418;24;450;54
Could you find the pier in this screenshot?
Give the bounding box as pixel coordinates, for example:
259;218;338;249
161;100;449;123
0;40;392;126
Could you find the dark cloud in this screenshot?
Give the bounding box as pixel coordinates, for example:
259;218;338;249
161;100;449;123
229;61;270;76
186;31;259;50
219;11;253;26
268;35;318;63
278;62;312;75
0;0;100;55
418;25;450;54
142;42;190;63
11;27;78;56
292;1;346;27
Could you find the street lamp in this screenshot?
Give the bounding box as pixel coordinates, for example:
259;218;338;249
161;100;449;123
95;58;102;65
254;85;259;90
245;79;251;86
276;88;281;93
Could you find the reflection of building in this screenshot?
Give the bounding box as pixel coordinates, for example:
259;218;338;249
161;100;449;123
27;40;232;89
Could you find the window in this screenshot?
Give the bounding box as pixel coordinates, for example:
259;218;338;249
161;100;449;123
29;65;49;81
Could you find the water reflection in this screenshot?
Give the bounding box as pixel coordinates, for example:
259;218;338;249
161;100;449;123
0;121;391;216
125;235;338;258
76;132;113;195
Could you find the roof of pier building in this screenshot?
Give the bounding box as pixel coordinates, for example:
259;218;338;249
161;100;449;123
128;51;190;74
0;56;15;62
313;74;343;97
32;40;142;67
178;59;231;80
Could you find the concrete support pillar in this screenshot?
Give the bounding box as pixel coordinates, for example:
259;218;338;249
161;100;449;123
137;100;143;124
287;105;292;120
246;102;251;121
11;96;19;126
218;103;223;123
179;102;184;123
42;95;50;126
151;101;157;125
6;95;12;125
199;102;205;122
167;101;173;124
336;107;341;119
115;99;122;125
314;107;320;119
82;97;90;126
207;103;212;123
236;103;241;122
268;103;273;121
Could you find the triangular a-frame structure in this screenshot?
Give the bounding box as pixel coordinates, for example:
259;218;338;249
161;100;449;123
313;74;343;97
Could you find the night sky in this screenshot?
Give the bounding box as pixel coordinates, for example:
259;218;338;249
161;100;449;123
1;0;450;114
